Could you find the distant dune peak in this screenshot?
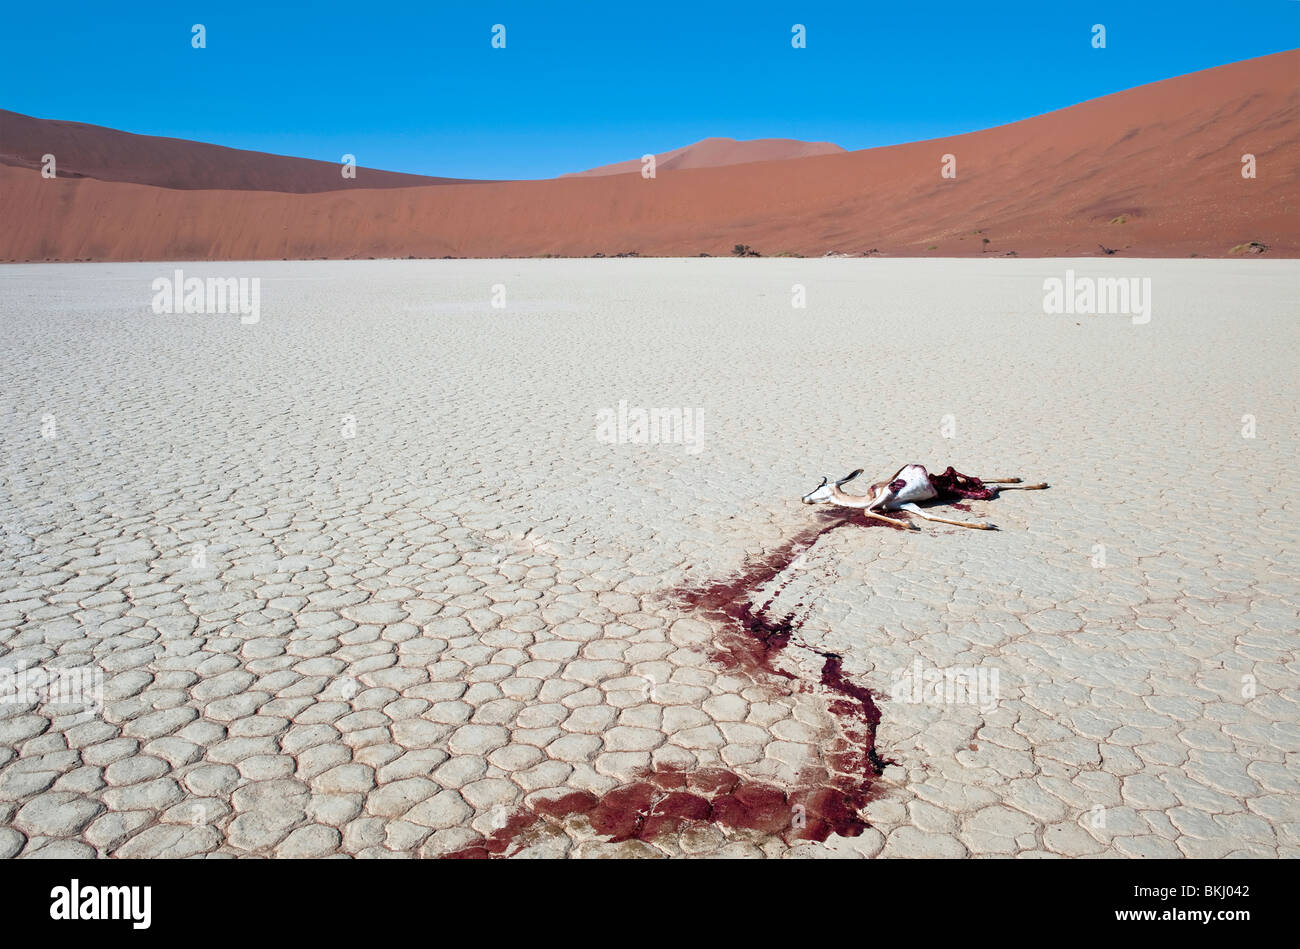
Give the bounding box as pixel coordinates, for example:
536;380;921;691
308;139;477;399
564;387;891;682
561;136;847;177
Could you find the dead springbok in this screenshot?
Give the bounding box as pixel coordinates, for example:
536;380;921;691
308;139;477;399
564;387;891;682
801;464;1047;530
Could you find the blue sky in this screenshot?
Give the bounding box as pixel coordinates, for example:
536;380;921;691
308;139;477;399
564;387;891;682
3;2;1296;179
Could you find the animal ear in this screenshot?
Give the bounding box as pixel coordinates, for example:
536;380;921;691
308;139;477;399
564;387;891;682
817;476;828;488
836;469;863;485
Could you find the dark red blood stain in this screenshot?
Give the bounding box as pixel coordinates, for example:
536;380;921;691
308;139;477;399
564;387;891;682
820;654;889;775
441;765;886;858
589;783;659;840
443;846;490;859
441;507;904;859
791;786;870;841
442;808;542;859
712;784;792;835
485;811;542;854
656;790;715;821
531;790;598;819
640;791;713;840
684;768;741;795
647;768;689;791
675;508;900;683
927;467;999;501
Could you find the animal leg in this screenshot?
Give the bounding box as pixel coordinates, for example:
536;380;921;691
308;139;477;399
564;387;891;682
896;502;994;530
995;482;1048;490
862;509;917;530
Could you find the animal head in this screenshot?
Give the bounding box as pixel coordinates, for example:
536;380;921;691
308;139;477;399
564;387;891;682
801;469;863;504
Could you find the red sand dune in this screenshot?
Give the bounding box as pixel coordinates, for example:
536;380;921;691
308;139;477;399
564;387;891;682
561;137;846;177
1;50;1296;261
0;109;473;192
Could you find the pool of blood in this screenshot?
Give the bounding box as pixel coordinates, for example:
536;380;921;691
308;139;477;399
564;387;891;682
444;508;901;858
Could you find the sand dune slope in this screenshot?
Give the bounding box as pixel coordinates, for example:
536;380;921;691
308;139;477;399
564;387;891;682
0;109;472;192
1;51;1296;260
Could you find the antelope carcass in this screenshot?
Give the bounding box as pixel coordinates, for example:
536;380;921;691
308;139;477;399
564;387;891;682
801;464;1047;530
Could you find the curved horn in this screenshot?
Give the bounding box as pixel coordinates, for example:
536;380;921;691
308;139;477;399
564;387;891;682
835;469;864;486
